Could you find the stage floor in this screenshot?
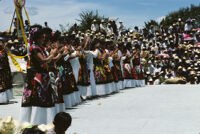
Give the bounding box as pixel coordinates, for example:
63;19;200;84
1;85;200;134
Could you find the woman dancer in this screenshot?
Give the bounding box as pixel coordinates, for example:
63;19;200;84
21;27;58;124
0;38;14;103
92;40;107;96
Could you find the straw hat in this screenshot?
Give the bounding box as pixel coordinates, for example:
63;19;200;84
80;36;84;40
105;38;110;42
101;19;105;23
169;35;173;39
7;40;13;44
38;123;54;132
0;116;20;134
178;66;182;70
45;123;54;130
186;60;190;64
72;31;76;35
141;58;146;62
190;71;195;75
187;67;192;70
14;39;19;43
127;38;132;42
149;78;153;81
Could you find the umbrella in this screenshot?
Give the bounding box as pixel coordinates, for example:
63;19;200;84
184;37;194;41
196;28;200;31
158;54;170;58
183;34;189;38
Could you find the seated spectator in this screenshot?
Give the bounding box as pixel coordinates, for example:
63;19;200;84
47;112;72;134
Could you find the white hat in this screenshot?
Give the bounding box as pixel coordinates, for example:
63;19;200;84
72;31;76;35
37;123;54;132
38;124;48;132
14;39;19;43
127;38;132;42
7;40;13;44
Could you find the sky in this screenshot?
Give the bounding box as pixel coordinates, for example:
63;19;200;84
0;0;199;31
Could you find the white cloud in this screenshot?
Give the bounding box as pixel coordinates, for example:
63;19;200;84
0;0;111;31
0;0;155;32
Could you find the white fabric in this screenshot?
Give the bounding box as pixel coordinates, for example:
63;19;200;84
107;27;114;36
0;89;14;103
63;94;73;108
55;103;65;113
86;86;92;97
184;23;193;31
111;82;118;93
90;70;97;97
124;79;135;88
74;91;82;105
135;80;140;87
100;23;107;32
64;54;70;61
69;51;80;82
118;81;124;90
91;23;99;32
96;84;106;96
92;49;101;58
78;86;87;96
78;85;92;98
85;51;97;97
108;57;114;68
71;92;77;106
20;106;57;125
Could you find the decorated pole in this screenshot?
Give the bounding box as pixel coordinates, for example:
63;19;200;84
14;0;28;46
7;0;29;72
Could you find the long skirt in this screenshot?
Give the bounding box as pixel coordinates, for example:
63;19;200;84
93;64;106;96
21;69;59;124
123;63;136;88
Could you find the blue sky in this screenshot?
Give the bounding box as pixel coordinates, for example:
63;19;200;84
0;0;199;31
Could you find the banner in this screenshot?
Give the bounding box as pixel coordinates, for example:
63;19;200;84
8;51;24;72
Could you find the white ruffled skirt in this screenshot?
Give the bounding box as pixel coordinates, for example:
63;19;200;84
74;91;82;105
63;93;74;108
89;70;97;97
96;84;106;96
0;88;14;103
78;85;92;98
20;106;58;125
124;79;136;88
